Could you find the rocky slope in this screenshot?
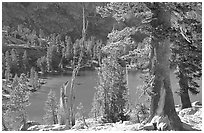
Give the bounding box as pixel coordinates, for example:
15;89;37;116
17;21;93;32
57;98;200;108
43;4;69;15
26;101;202;131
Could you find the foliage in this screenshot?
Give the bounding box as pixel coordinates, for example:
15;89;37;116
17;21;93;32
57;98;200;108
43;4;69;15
129;103;149;124
75;102;89;128
29;67;39;90
170;2;202;96
90;90;103;120
10;49;20;74
76;102;85;121
22;50;29;72
3;74;30;130
97;2;202;110
2;2;111;41
43;89;58;125
2;2;202;130
37;56;47;74
4;51;12;81
2;23;105;75
94;57;129;123
46;45;54;72
2;53;6;76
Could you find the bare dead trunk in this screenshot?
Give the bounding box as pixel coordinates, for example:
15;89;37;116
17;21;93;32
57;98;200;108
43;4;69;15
178;71;192;109
52;108;58;124
69;73;76;126
69;5;87;127
58;81;70;127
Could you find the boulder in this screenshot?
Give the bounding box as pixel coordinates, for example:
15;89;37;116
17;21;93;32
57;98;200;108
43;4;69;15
141;115;171;131
27;125;42;131
116;120;123;124
192;101;202;107
141;123;155;130
71;122;86;130
20;121;40;131
123;121;133;125
179;108;197;117
179;107;202;131
27;124;66;131
157;122;168;131
51;124;66;131
131;123;142;131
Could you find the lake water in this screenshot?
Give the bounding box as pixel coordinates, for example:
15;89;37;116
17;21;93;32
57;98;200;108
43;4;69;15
26;70;202;124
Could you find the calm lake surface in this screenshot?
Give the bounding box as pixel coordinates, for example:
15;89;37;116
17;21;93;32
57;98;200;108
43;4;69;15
27;70;202;124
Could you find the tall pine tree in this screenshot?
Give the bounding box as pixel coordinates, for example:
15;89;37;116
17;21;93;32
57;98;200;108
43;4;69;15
94;56;129;123
43;89;58;125
4;74;30;130
170;3;202;109
10;49;20;75
22;50;29;73
5;51;12;82
97;2;201;130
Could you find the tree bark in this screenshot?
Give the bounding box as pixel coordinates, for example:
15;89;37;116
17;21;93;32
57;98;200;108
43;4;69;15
69;5;87;127
146;38;183;130
145;3;184;130
178;70;192;109
58;81;69;126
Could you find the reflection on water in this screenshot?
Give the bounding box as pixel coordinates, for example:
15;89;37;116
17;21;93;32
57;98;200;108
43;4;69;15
26;70;202;124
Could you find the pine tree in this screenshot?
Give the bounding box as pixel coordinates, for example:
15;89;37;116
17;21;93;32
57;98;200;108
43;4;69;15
34;71;39;89
73;39;80;61
46;45;54;72
75;102;88;128
38;29;45;47
90;91;102;121
10;49;19;74
170;3;202;109
96;57;128;123
43;89;58;125
37;56;47;74
39;29;44;39
68;5;88;127
58;81;69;125
5;51;12;82
85;36;95;60
30;29;37;46
2;53;6;78
22;50;29;73
4;74;30;130
96;2;201;130
64;36;73;60
29;67;38;90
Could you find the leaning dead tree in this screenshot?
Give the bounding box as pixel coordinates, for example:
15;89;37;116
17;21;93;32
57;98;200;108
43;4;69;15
68;5;88;127
58;81;69;125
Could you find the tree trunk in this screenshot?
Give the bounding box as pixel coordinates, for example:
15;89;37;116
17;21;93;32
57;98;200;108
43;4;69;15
144;3;183;130
52;109;58;124
69;6;87;127
146;38;183;130
69;74;76;126
58;81;70;127
178;70;192;109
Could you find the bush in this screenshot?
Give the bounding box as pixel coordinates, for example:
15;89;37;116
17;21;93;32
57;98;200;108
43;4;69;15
129;103;149;124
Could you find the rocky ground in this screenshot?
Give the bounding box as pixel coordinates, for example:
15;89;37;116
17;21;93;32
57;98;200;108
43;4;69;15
26;101;202;131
